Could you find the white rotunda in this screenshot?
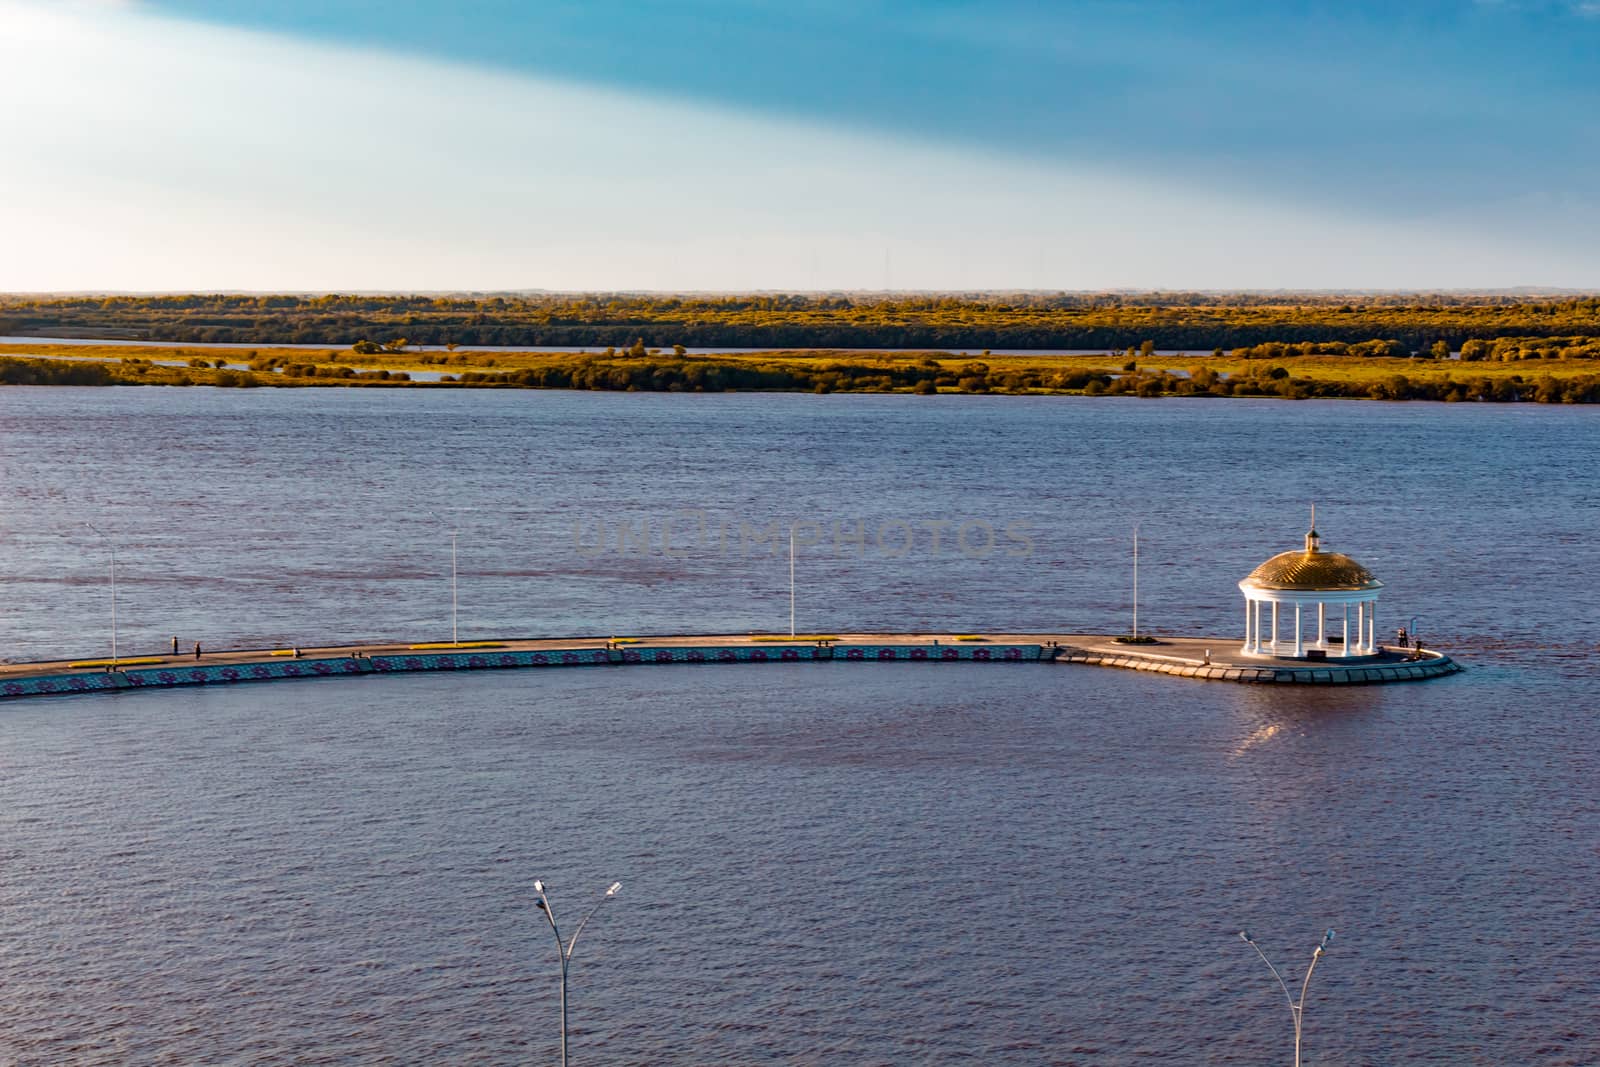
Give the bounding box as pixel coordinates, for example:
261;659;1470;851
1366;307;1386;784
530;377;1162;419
1239;522;1383;658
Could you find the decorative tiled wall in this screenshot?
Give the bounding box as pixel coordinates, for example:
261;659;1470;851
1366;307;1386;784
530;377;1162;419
0;643;1050;703
1057;648;1462;684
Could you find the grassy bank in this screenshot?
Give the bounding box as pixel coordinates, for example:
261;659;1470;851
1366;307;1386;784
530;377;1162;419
3;344;1599;402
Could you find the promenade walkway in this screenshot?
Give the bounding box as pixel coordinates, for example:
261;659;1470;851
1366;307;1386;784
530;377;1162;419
0;631;1461;702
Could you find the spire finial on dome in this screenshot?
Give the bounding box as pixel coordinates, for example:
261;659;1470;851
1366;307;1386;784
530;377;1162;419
1305;502;1321;553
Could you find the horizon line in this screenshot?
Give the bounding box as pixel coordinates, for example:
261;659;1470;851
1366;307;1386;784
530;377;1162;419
6;287;1600;300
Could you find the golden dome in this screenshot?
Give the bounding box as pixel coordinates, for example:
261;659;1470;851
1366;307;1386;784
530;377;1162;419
1244;549;1381;590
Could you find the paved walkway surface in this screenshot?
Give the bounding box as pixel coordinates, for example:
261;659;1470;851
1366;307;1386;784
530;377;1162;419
0;631;1442;680
1058;634;1435;668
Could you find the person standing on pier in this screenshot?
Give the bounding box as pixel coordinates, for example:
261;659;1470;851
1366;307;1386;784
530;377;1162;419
194;641;202;659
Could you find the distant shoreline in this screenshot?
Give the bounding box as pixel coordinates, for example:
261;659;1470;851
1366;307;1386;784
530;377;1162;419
0;335;1208;358
7;292;1600;353
3;340;1598;403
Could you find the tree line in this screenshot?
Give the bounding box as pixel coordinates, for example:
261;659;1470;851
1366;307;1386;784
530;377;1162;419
5;293;1600;351
5;353;1599;403
431;356;1600;403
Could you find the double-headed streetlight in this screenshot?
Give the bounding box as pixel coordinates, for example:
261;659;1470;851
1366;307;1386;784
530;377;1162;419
1239;928;1335;1067
533;879;622;1067
83;522;118;664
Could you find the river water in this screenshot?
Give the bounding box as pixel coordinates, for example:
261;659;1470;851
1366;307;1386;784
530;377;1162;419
0;388;1594;1064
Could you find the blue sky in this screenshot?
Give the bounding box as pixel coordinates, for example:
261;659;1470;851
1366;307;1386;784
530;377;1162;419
4;0;1599;290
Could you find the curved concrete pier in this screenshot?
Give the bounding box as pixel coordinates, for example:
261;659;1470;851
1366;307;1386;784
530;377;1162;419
0;632;1461;704
1053;634;1461;685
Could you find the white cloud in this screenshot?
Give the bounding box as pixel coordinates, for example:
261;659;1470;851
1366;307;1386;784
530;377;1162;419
0;0;1594;290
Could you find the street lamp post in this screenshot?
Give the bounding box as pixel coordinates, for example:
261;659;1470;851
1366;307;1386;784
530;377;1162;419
1239;928;1335;1067
426;511;459;645
533;879;622;1067
83;522;118;664
1132;523;1139;639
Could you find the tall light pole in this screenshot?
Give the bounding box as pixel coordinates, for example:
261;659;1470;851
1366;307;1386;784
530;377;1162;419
1131;523;1139;639
533;879;622;1067
1239;928;1335;1067
789;526;796;637
83;522;118;664
426;511;459;645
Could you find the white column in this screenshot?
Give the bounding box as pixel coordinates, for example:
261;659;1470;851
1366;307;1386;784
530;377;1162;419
1356;601;1365;654
1342;604;1350;658
1317;602;1326;648
1293;602;1303;657
1244;597;1252;647
1270;600;1279;652
1368;600;1377;654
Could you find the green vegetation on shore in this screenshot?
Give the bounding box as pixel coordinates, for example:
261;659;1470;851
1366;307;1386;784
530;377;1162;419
5;343;1600;402
6;291;1600;401
6;291;1600;351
